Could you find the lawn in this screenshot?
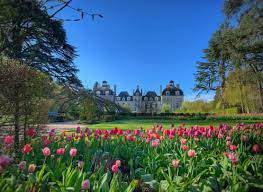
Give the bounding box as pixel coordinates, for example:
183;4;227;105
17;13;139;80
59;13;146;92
87;118;263;130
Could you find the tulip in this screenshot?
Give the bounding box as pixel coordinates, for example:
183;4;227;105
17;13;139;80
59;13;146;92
226;141;231;146
22;144;32;154
180;138;187;145
28;164;36;173
0;155;13;169
56;148;65;155
78;161;84;169
111;164;119;173
82;179;90;190
4;136;13;145
42;147;51;157
252;144;262;153
229;145;237;151
151;139;160;148
181;145;189;151
241;135;249;142
69;148;77;157
172;159;180;168
115;160;121;167
27;128;36;137
188;149;196;158
18;161;26;171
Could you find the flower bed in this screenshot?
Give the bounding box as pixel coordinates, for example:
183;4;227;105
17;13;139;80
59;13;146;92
0;123;263;191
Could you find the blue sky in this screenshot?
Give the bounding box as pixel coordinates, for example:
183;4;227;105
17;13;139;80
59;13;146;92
61;0;224;101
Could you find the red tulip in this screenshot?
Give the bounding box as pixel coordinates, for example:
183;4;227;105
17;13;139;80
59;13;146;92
229;145;237;151
22;144;32;154
4;136;13;145
252;144;262;153
181;145;189;151
27;128;36;137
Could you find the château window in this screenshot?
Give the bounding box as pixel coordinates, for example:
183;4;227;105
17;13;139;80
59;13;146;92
155;97;159;101
149;97;153;101
117;97;120;101
127;97;131;101
105;90;109;95
96;91;100;95
166;91;170;96
176;91;179;96
122;97;126;101
144;97;148;101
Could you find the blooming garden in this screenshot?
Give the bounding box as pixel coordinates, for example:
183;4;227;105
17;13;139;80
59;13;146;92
0;123;263;191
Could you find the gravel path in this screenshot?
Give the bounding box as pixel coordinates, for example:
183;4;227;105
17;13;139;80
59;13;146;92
46;121;87;131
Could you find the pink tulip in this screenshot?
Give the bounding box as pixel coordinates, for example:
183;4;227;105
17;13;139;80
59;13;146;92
172;160;180;168
115;160;121;167
180;138;187;145
226;140;231;146
181;145;189;151
42;147;51;157
151;139;160;148
82;179;90;190
56;148;65;155
69;148;77;157
187;149;196;158
111;164;119;173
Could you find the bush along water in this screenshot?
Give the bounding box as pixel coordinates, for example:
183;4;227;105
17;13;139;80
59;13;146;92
0;123;263;191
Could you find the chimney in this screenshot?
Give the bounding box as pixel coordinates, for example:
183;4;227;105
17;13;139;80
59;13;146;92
141;89;143;95
176;84;180;88
160;85;162;95
114;84;117;96
133;89;135;95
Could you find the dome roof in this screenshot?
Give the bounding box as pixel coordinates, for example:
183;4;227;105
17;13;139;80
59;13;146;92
118;91;130;97
145;91;158;97
162;87;183;96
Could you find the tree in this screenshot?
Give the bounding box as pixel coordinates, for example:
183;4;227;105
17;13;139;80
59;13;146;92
194;24;232;107
194;0;263;112
0;0;81;86
0;58;53;151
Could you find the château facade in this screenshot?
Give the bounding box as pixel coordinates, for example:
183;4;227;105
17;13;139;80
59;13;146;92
93;80;184;113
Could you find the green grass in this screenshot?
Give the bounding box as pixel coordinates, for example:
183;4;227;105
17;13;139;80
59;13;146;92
87;118;262;130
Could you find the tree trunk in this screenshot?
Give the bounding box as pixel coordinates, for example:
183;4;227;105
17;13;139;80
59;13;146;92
257;81;263;112
14;100;20;154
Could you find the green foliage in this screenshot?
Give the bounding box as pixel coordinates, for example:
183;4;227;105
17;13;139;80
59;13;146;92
194;0;263;112
161;103;171;113
0;58;54;148
0;0;81;86
179;100;215;113
80;97;101;123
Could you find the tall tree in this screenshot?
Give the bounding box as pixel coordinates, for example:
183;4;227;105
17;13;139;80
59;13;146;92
0;0;81;86
194;25;232;105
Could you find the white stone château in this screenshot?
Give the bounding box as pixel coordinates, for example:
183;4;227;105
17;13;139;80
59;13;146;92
93;80;184;113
